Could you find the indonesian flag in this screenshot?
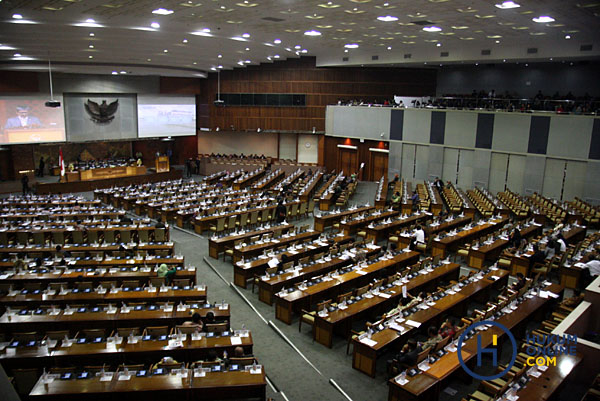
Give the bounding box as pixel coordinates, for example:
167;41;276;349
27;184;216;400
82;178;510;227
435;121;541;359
59;148;65;177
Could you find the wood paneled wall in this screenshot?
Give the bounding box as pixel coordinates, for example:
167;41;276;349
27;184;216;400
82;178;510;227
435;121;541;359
0;71;39;93
321;136;389;181
203;57;436;133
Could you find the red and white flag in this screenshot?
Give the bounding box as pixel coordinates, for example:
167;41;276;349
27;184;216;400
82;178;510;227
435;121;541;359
59;148;65;177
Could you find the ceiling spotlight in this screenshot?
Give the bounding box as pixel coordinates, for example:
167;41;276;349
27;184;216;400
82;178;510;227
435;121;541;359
152;8;174;15
295;45;302;49
245;47;250;51
14;53;21;57
112;71;118;75
120;71;126;74
436;43;441;47
242;33;250;38
218;54;222;58
274;39;282;44
147;58;152;61
495;1;520;9
211;67;217;71
344;49;348;53
217;65;223;68
88;55;93;58
344;43;359;48
163;49;168;52
532;16;555;23
304;30;322;36
267;56;272;60
274;54;280;58
89;32;95;36
475;62;479;65
151;22;160;28
565;35;571;39
12;14;23;19
301;49;308;53
387;46;392;50
89;45;94;48
244;60;251;63
183;39;188;43
503;59;506;62
377;15;398;22
86;18;95;23
191;28;212;36
423;26;442;32
495;40;500;43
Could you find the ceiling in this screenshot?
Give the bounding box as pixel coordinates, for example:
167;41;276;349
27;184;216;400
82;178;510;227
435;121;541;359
0;0;599;77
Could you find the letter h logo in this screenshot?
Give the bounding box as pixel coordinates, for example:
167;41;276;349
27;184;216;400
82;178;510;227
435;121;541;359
476;334;498;367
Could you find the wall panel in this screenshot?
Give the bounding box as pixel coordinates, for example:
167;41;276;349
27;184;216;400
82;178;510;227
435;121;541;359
297;134;319;163
457;149;474;189
489;153;508;194
542;159;565;199
197;132;278;158
492;113;531;153
403;110;432;143
547;115;594;159
445;111;477;148
401;144;416;180
415;145;430;181
563;161;588;202
506;154;526;194
279;133;297;160
442;148;459;184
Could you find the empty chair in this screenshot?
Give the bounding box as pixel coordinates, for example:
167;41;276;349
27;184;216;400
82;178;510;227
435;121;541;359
103;230;115;244
80;328;106;339
86;230;99;244
210;217;226;234
45;330;70;340
122;280;140;289
229;357;256;366
175;325;201;335
172;279;190;288
149;277;165;287
12;368;39;397
71;230;84;244
23;282;42;291
52;231;65;245
16;232;29;245
145;326;170;337
13;332;38;342
76;281;93;290
138;230;149;243
155;228;166;242
114;327;140;337
204;323;228;333
32;232;45;245
49;367;77;374
119;230;131;244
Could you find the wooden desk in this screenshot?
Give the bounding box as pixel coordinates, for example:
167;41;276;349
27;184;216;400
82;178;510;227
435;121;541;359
313;206;374;232
365;212;432;243
275;251;420;325
208;224;292;259
79;166;147;182
431;218;508;259
232;231;320;264
29;368;266;401
515;353;582;401
340;210;399;236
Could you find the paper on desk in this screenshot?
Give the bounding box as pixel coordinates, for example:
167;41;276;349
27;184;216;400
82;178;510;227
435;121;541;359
395;375;409;385
230;336;242;345
360;337;377;347
100;373;114;382
355;270;368;276
405;320;421;328
118;374;132;381
389;322;406;333
378;293;392;299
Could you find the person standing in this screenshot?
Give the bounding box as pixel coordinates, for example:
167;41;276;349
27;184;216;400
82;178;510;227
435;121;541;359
21;174;29;196
37;157;45;177
275;200;287;223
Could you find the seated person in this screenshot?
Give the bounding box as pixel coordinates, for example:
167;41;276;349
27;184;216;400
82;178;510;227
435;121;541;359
529;244;547;267
414;225;426;245
560;289;584;309
391;191;401;205
395;338;422;367
204;350;221;363
421;325;443;350
439;318;457;338
508;273;527;292
584;254;600;277
157;263;176;285
203;311;216;330
183;312;204;331
152;356;179;370
233;346;246;358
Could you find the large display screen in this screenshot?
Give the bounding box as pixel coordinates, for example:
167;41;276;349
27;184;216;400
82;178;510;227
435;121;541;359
0;96;66;144
137;96;196;138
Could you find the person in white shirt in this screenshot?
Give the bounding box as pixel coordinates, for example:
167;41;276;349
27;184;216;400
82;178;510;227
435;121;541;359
557;235;567;253
414;225;426;245
584;255;600;277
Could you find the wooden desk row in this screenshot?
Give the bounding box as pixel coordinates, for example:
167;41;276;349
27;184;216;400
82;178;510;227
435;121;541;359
313;206;374;232
0;256;185;270
431;218;509;259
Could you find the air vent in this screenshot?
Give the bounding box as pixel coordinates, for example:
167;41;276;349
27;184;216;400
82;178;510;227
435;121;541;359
481;49;491;56
262;17;285;22
404;53;412;59
580;44;593;51
410;20;434;25
342;57;349;62
527;47;538;54
440;51;449;57
372;55;379;60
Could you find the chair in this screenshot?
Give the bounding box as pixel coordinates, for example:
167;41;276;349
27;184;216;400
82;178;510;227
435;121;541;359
205;323;228;333
155;228;166;242
13;332;38;341
119;230;131;244
226;215;237;232
80;328;106;339
173;279;191;288
122;280;140;289
32;232;45;245
149;277;164;287
103;230;115;244
237;213;249;229
346;329;365;355
83;365;106;374
45;330;70;340
433;335;451;352
210;217;226;234
76;281;93;290
12;368;39;397
16;232;29;245
249;211;259;227
115;327;140;337
415;347;430;365
144;326;170;337
23;282;42;291
175;325;201;335
49;367;77;374
229;357;256;366
138;230;149;243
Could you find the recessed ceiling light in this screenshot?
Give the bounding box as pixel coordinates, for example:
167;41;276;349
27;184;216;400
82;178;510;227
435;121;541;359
152;8;174;15
565;35;571;39
191;30;212;37
0;45;16;50
267;56;272;60
503;59;506;62
147;58;152;61
285;47;292;51
344;49;348;53
14;53;21;57
218;54;223;58
387;46;392;50
218;65;223;68
193;61;197;64
211;67;217;71
120;71;126;74
423;26;442;32
304;30;322;36
242;33;250;38
475;62;479;65
150;22;160;28
532;16;554;23
495;1;520;9
86;18;95;23
245;60;251;63
295;45;302;49
112;71;118;75
89;32;95;36
301;49;308;53
238;61;245;65
274;54;280;58
495;40;500;43
245;47;250;51
88;55;93;59
89;45;94;48
344;43;359;48
377;15;398;22
12;14;23;19
436;43;441;46
274;39;282;44
231;36;247;41
163;49;168;52
183;39;188;43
